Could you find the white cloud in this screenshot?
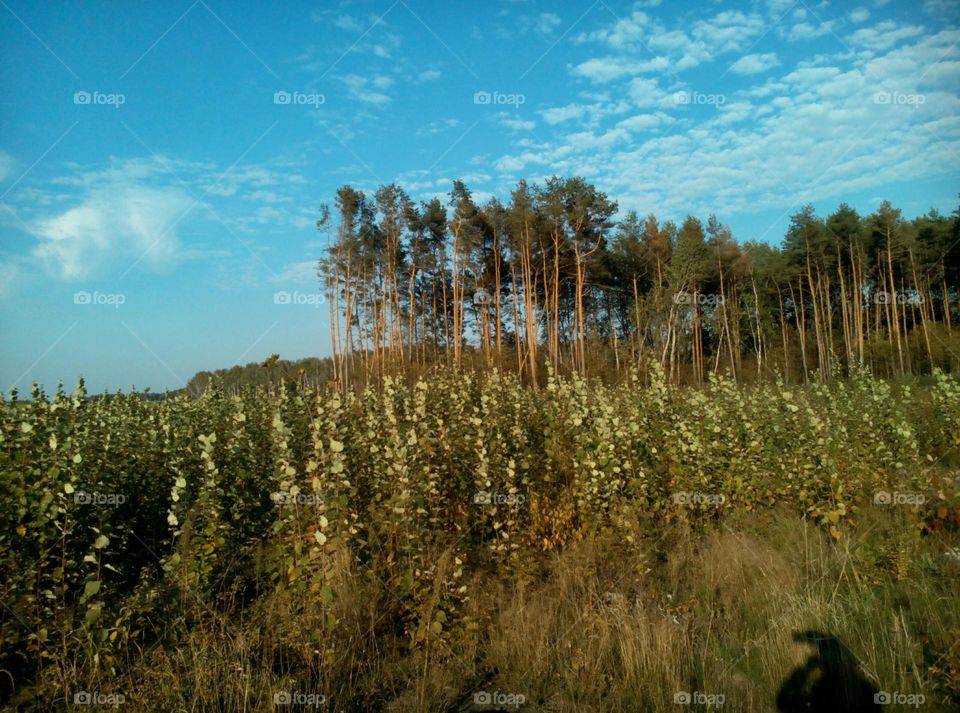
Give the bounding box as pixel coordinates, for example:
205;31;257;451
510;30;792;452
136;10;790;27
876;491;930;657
785;20;837;41
577;10;654;51
849;22;926;51
417;69;443;82
0;150;15;183
577;8;766;75
540;96;632;126
309;10;402;61
766;0;796;15
331;14;363;33
572;56;669;83
541;103;588;124
628;77;671;108
247;190;292;204
341;74;392;105
922;0;956;14
33;185;193;280
730;53;780;75
536;13;561;34
849;7;871;23
500;115;536;131
416;118;461;136
616;113;664;132
272;259;320;284
490;20;960;222
202;165;307;198
564;128;630;151
494;151;549;173
0;261;18;300
691;11;767;54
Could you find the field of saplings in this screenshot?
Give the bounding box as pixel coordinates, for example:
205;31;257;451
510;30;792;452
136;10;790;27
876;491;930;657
2;367;959;711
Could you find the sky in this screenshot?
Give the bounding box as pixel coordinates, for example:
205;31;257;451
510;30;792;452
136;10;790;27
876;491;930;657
0;0;958;393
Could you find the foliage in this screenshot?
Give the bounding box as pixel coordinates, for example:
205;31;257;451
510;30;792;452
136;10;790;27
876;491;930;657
1;369;958;710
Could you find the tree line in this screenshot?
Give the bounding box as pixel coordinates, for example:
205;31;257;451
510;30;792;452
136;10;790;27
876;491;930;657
318;177;960;386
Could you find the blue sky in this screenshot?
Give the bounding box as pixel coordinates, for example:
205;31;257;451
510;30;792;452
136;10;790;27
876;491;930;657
1;0;958;393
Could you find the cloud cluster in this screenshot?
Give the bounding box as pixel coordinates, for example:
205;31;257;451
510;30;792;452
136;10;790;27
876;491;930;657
488;9;959;228
33;185;193;280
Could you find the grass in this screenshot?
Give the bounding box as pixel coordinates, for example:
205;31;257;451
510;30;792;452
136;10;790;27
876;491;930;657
2;367;959;711
9;507;955;711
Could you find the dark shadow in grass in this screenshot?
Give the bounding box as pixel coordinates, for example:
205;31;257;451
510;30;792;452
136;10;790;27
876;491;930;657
776;630;880;712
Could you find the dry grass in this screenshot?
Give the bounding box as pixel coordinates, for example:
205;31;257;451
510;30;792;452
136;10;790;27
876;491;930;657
13;508;952;712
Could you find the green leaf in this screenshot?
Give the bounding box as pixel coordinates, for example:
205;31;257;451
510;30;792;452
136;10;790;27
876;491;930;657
84;603;103;628
82;580;100;601
93;535;109;549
